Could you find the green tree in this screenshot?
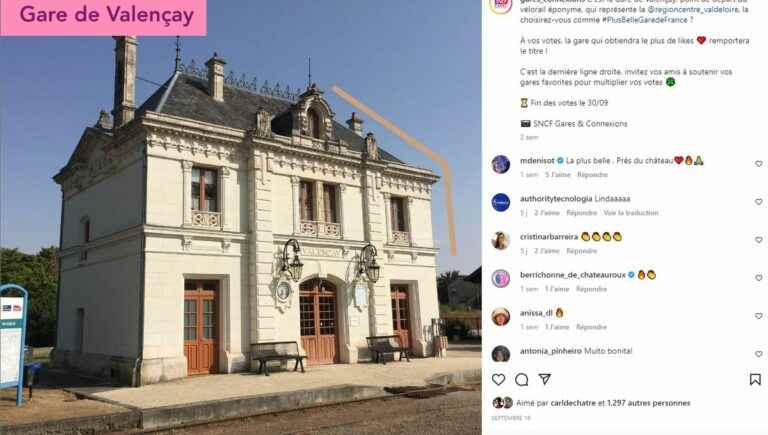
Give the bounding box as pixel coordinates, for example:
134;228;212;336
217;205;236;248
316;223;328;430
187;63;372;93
436;270;461;305
1;246;58;346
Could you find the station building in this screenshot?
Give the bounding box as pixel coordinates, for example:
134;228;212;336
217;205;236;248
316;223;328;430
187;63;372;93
53;37;440;385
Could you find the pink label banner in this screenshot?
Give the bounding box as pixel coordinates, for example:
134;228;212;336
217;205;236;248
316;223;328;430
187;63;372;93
0;0;206;36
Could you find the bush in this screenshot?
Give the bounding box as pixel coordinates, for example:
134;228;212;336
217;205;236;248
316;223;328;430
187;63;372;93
1;247;58;347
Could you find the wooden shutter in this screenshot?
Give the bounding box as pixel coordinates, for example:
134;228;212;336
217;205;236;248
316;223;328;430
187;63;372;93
323;184;338;223
299;181;314;221
391;197;406;231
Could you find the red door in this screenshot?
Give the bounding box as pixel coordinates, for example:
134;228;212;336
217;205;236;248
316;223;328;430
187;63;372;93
391;284;411;348
184;280;218;375
300;279;338;365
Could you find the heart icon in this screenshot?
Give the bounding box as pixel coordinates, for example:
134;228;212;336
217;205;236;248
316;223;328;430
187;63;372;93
757;351;764;358
756;313;764;320
757;275;764;282
757;237;764;244
757;160;764;167
674;156;684;164
757;198;764;206
697;36;707;44
492;374;506;386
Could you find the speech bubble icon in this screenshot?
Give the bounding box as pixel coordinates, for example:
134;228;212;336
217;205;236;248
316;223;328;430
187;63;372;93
515;373;529;387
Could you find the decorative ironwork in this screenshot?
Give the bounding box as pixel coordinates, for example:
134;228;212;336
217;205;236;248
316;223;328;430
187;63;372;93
174;36;182;72
357;242;380;283
191;211;221;228
391;231;410;245
179;59;300;102
300;221;318;237
322;222;342;239
281;239;303;282
300;221;342;239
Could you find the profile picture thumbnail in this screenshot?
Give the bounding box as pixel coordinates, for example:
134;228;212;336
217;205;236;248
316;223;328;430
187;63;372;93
493;397;504;409
492;231;509;250
492;308;510;326
491;269;510;288
491;193;510;212
492;345;510;362
492;155;510;174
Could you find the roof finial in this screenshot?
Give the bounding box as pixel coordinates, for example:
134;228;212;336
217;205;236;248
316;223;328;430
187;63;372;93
174;36;182;72
307;56;312;89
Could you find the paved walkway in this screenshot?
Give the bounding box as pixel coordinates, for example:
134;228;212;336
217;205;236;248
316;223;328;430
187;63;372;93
73;345;480;409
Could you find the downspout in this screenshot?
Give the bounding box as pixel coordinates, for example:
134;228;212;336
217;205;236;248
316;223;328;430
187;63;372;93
133;141;148;387
53;190;65;355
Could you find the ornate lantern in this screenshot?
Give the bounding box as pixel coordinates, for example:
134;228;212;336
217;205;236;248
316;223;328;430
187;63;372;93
281;239;303;282
359;242;380;283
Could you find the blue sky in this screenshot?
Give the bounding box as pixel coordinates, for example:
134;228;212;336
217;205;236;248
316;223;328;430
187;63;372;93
0;1;479;274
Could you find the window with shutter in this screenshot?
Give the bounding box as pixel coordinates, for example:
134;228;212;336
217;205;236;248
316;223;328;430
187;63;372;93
299;180;314;221
323;184;338;223
391;197;407;231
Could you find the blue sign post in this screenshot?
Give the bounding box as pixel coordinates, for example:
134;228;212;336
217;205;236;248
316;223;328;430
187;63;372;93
0;284;29;407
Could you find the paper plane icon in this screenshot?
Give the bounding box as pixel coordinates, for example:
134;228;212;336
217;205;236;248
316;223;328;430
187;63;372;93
539;373;552;386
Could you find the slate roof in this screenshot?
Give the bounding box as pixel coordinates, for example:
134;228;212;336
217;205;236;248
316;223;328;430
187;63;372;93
137;73;404;164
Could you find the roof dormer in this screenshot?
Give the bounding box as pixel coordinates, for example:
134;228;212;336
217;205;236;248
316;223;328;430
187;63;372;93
291;83;335;140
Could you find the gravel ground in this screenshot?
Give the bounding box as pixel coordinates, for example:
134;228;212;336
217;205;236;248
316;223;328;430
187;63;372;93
145;387;481;435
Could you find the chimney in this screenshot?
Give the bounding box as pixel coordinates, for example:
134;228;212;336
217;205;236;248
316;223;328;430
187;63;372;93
112;36;137;129
205;52;226;102
346;112;364;136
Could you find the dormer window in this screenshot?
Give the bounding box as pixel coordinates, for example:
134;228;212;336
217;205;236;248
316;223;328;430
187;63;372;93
308;108;321;139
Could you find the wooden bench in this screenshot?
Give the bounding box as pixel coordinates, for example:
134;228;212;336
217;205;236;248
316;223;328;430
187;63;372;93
250;341;307;376
366;335;410;364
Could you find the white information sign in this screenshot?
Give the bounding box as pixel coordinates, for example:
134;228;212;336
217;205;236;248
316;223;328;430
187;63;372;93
0;297;25;386
354;282;368;309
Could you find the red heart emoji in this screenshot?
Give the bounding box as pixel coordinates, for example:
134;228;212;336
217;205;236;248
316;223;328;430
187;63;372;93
674;156;684;164
697;36;706;44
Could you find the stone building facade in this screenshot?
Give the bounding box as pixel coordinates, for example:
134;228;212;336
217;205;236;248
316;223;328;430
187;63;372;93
52;37;440;386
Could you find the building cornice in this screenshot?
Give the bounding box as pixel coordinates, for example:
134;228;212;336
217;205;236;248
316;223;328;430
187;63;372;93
142;110;439;185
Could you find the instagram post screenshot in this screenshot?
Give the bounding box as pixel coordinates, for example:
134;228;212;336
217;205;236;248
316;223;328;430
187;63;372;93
0;1;764;434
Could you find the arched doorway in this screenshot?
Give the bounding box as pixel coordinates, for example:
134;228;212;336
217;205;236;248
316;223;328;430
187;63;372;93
299;278;338;364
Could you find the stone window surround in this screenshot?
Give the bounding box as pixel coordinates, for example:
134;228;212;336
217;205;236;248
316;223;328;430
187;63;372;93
181;160;231;230
383;193;414;246
291;176;345;238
